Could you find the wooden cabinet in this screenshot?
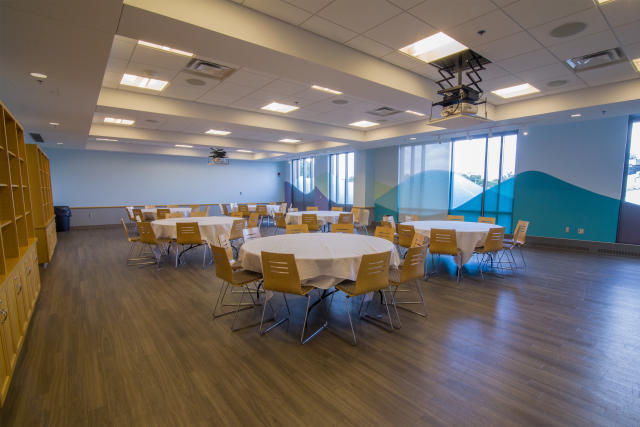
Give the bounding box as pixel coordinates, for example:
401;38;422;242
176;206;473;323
26;144;55;264
0;101;42;406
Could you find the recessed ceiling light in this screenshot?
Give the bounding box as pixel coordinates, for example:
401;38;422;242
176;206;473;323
596;0;615;4
405;110;425;117
237;149;253;153
30;72;47;79
104;117;135;125
120;73;168;91
349;120;379;128
633;58;640;72
175;144;193;148
96;137;118;141
311;85;343;95
571;113;582;118
56;142;63;145
279;138;301;143
261;102;299;113
205;129;231;136
49;122;59;126
492;83;540;99
137;40;194;57
410;137;417;140
399;32;468;63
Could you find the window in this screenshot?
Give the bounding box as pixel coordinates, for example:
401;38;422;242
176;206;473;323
329;152;354;206
623;120;640;205
450;136;486;219
291;157;314;194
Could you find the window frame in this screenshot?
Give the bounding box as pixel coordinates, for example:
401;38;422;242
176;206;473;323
329;151;355;207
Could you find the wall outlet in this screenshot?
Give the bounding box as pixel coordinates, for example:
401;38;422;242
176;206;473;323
565;226;570;233
578;228;584;234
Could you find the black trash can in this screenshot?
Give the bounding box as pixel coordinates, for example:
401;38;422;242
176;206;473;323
54;206;72;232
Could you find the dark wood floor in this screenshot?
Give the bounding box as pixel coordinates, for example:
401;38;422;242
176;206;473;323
1;226;639;426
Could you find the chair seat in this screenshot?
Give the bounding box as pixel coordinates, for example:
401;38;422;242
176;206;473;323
231;269;263;285
156;237;173;244
229;259;243;270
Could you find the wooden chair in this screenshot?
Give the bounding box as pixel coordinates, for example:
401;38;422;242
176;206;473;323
167;204;179;208
428;228;462;284
279;202;287;214
382;215;397;232
474;227;505;279
301;214;320;232
274;212;287;234
190;204;200;211
230;211;244;218
354;209;369;235
256;204;269;227
335;252;394;345
168;212;184;218
410;232;426;248
269;202;277;205
124;208;137;225
229;219;245;256
288;207;298;212
306;206;318;211
374;226;394;243
248;213;260;228
331;223;354;234
121;218;152;266
503;220;529;269
447;215;464;221
478;216;496;224
175;222;208;268
331;206;343;212
211;245;264;330
222;204;231;216
403;214;418;222
388;245;428;322
156;208;170;219
286;224;308;234
202;206;210;216
190;211;206;217
242;227;261;241
216;233;241;270
132;208;144;222
144;205;155;209
259;252;327;344
338;213;354;224
137;221;172;266
238;204;250;217
397;224;415;250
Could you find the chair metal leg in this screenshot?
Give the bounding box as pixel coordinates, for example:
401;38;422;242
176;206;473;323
259;292;289;335
301;291;328;344
345;297;357;345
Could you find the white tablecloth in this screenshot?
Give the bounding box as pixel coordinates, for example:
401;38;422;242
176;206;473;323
238;233;400;289
285;211;343;226
403;220;503;265
127;207;192;220
151;216;236;243
230;203;280;216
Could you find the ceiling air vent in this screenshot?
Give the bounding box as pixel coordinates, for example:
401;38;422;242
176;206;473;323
566;48;626;72
185;58;235;80
366;106;402;117
29;133;44;142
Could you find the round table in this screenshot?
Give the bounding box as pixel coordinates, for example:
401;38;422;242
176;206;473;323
238;233;400;289
285;211;343;226
402;220;503;265
151;216;236;243
128;207;192;220
231;203;280;216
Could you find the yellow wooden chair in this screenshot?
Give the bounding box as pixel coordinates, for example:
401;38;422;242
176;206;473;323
256;204;269;227
216;233;242;270
374;226;394;243
121;218;152;266
242;227;261;241
175;222;208;268
338;213;354;224
404;214;418;222
222;204;231;216
124;207;137;225
167;204;178;208
447;215;464;221
248;213;260;228
190;211;206;217
238;204;250;218
230;211;243;218
397;224;415;251
137;221;172;267
331;223;354;234
503;220;529;269
474;227;505;279
335;251;394;344
410;232;426;248
259;251;327;344
168;212;184;218
331;206;343;212
132;208;144;223
350;206;360;222
144;205;155;209
189;204;200;211
478;216;496;224
388;245;428;323
286;224;308;234
306;206;318;211
274;212;287;234
301;214;320;232
156;208;170;219
428;228;462;283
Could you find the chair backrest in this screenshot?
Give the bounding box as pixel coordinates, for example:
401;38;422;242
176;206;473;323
132;208;143;222
274;212;286;228
261;251;303;294
230;211;243;218
410;232;426;247
248;213;260;228
203;206;210;216
338;213;354;224
121;218;133;242
381;220;396;233
289;207;298;212
144;205;155;208
399;245;427;283
137;221;159;245
168;212;184;218
374;226;395;242
190;204;200;211
125;208;135;221
478;216;496;224
243;227;261;241
429;228;458;256
447;215;464;221
382;215;396;232
211;245;234;283
351;207;360;221
176;222;203;245
357;209;370;226
353;252;391;295
269;202;277;205
190;211;206;217
238;204;249;215
286;224;308;234
513;220;529;245
157;208;170;219
397;224;415;248
229;219;245;240
404;214;418;222
331;223;354;234
331;206;343;212
279;202;287;213
481;227;505;253
216;233;234;262
222;204;231;215
167;204;178;208
256;204;268;215
306;206;318;211
301;214;320;231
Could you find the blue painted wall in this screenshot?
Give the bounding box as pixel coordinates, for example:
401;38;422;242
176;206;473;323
44;148;284;206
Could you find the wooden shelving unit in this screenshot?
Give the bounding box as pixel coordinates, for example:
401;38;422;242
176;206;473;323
26;144;55;265
0;101;41;406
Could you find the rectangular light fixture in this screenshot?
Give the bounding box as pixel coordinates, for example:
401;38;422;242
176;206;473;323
137;40;193;57
491;83;540;99
571;113;582;118
237;149;253;153
311;85;343;95
104;117;135;125
175;144;193;148
279;138;301;143
596;0;615;4
261;102;299;113
205;129;231;136
399;32;468;63
95;137;118;141
633;58;640;72
405;110;425;117
349;120;379;128
120;73;168;91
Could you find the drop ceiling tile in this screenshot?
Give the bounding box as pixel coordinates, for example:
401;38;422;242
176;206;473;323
292;88;336;102
496;49;559;73
125;62;181;82
625;41;640;58
224;69;276;88
503;0;594;29
515;62;575;84
283;0;333;13
578;61;638;86
106;57;128;75
388;0;424;9
614;20;640;46
528;8;609;48
408;0;496;30
259;79;308;96
446;10;522;47
131;45;192;71
197;90;245;106
109;36;136;61
382;51;425;69
600;0;640;27
209;80;259;97
243;0;311;25
478;63;512;80
162;73;219;101
300;15;358;43
346;36;394;57
474;32;542;62
481;75;525;92
411;62;443;80
101;71;121;89
317;0;403;33
547;30;618;61
491;0;518;6
363;13;435;50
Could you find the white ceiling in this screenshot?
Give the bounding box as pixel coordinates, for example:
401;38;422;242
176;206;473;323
0;0;639;160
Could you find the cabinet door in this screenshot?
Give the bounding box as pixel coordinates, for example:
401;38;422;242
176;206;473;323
4;276;22;353
0;285;16;375
11;274;27;336
32;252;40;297
0;328;9;401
